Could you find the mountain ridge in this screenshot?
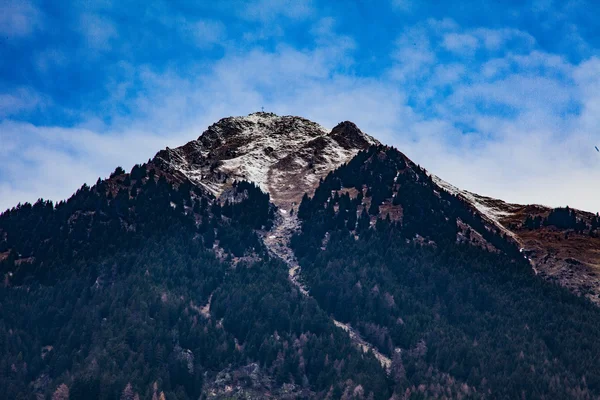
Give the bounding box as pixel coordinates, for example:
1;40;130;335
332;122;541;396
3;112;600;399
3;112;599;304
3;112;599;305
433;174;600;304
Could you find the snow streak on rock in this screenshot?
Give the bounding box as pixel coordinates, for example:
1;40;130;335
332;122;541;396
262;210;308;296
261;210;392;371
432;175;520;241
332;320;394;371
153;112;378;209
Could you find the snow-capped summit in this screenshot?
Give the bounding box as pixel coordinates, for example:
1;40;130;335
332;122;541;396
153;112;379;208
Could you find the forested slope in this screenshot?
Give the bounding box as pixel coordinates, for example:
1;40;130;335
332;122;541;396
292;146;600;399
0;164;390;400
3;141;600;399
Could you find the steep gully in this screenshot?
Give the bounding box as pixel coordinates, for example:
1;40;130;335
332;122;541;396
261;209;394;371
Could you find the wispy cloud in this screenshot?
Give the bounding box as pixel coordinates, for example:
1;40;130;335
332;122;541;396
192;19;227;48
0;87;47;118
79;12;118;51
0;120;175;209
391;0;412;12
0;0;43;38
2;1;600;214
442;33;479;55
240;0;314;22
383;20;600;212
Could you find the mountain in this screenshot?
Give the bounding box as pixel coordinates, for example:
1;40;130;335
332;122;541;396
1;112;600;399
434;178;600;305
152;112;378;209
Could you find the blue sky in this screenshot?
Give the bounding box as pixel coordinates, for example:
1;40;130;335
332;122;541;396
2;0;600;212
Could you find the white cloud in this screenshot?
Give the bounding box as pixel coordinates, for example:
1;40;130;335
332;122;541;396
242;25;285;42
473;28;536;51
191;19;227;48
3;19;600;216
441;28;535;56
0;120;187;212
390;25;436;82
391;0;412;12
35;48;68;74
0;87;46;118
431;64;466;86
79;13;117;50
388;32;600;212
235;0;314;42
0;0;42;38
241;0;314;22
442;33;479;55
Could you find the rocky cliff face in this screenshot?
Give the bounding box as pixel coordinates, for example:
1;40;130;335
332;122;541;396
153;112;378;210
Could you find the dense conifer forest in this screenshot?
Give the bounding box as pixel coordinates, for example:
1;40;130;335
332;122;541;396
3;148;600;399
292;146;600;398
0;166;390;399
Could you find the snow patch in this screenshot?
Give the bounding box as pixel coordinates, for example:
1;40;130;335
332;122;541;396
333;320;392;371
432;175;517;240
261;213;391;372
154;113;378;209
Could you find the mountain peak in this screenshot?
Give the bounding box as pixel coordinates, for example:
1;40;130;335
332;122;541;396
247;111;278;118
330;120;378;149
331;120;359;130
154;114;376;208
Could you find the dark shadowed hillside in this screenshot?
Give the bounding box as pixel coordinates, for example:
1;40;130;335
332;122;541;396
2;114;600;399
292;146;600;399
0;163;389;400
